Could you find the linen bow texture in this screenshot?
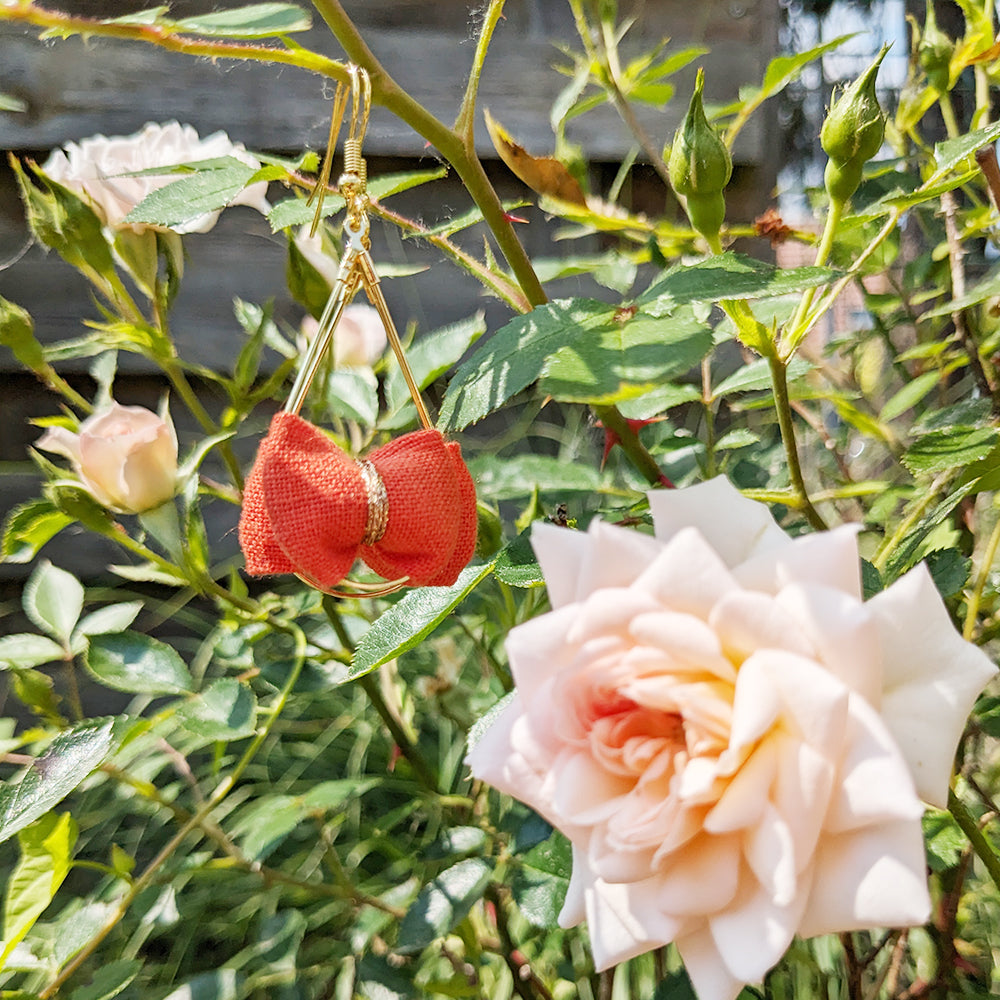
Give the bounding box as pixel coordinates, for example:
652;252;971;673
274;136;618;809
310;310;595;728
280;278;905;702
239;412;477;589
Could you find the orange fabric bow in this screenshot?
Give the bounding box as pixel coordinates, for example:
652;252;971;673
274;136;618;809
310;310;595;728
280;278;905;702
239;412;477;590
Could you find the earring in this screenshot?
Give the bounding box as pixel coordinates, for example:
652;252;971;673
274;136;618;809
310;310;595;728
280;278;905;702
238;66;477;596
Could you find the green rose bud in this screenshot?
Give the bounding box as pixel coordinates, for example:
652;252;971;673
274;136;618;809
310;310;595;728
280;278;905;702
667;68;732;248
821;44;889;204
918;2;953;93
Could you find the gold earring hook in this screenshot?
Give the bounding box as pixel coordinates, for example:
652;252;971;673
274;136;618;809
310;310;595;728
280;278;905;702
288;64;433;432
307;80;348;238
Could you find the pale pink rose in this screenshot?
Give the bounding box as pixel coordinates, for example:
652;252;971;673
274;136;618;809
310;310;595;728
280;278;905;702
36;402;178;513
42;121;270;234
468;478;996;1000
300;304;387;369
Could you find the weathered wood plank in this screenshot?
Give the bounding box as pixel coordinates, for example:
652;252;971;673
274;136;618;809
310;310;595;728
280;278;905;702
0;8;768;161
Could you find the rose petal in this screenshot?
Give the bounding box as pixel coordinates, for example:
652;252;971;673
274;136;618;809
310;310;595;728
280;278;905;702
825;695;924;833
777;582;881;706
575;876;687;971
532;520;661;608
676;928;747;1000
708;590;816;664
867;563;997;806
798;819;931;937
709;875;808;982
649;477;789;568
632;527;740;618
734;524;862;599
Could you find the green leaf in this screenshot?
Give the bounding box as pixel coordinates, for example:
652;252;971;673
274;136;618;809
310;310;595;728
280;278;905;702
879;371;940;423
710;358;814;398
1;812;77;968
902;427;1000;475
540;308;712;405
85;633;193;695
350;563;493;678
440;299;710;429
161;970;238;1000
639;254;838;317
923;808;966;872
323;370;379;426
922;264;1000;319
618;382;701;419
930;121;1000;181
425;827;489;861
397;858;494;954
385;314;488;419
0;93;28;113
924;548;971;599
123;159;259;229
976;695;1000;739
1;501;72;565
468;454;604;500
74;602;143;638
510;831;571;927
0;719;114;845
267;168;447;232
173;3;310;38
761;34;857;95
0;636;65;670
175;679;257;741
884;481;979;581
493;531;544;588
23;562;83;644
67;959;141;1000
254;910;306;972
532;253;638;294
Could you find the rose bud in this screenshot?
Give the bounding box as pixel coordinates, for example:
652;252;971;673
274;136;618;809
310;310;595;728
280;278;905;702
667;68;733;251
821;45;889;205
36;402;178;514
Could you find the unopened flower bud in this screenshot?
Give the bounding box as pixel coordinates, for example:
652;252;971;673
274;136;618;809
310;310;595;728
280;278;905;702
36;402;178;514
667;69;732;246
821;45;890;204
918;3;953;93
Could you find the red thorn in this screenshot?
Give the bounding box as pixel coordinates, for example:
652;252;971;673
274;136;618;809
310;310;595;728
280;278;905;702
595;417;672;484
388;743;401;772
504;212;529;224
658;473;675;489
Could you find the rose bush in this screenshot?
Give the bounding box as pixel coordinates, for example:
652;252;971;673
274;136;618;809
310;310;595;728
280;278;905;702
468;478;997;1000
42;121;270;233
36;402;178;514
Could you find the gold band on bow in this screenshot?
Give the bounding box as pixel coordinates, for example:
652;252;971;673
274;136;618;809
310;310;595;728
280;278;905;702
358;459;389;546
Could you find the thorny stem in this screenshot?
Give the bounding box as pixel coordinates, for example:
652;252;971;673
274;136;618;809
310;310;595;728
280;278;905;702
566;0;673;190
0;1;346;77
592;404;671;487
872;472;951;574
964;504;1000;640
370;200;529;312
767;355;828;530
455;0;507;140
940;189;998;411
948;787;1000;897
784;197;844;356
308;0;547;309
39;625;309;998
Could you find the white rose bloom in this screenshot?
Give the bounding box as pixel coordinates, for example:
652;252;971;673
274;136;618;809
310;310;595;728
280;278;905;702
43;121;270;234
468;477;996;1000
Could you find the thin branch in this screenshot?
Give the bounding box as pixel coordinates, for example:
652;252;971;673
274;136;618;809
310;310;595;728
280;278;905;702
0;2;346;79
941;189;998;410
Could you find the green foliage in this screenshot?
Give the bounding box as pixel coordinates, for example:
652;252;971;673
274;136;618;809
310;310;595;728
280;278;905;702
3;2;1000;998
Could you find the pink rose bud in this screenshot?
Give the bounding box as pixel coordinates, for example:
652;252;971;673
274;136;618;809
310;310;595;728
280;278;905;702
300;303;387;370
36;402;178;514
